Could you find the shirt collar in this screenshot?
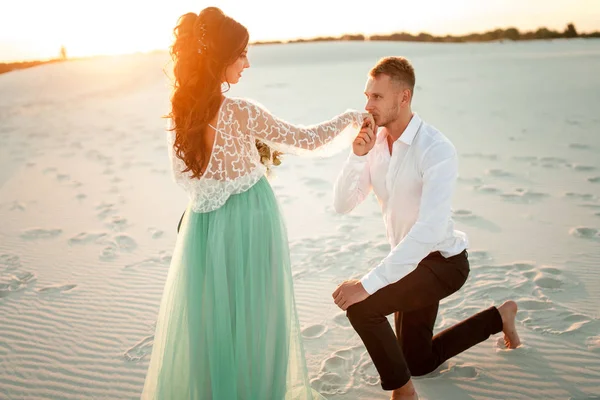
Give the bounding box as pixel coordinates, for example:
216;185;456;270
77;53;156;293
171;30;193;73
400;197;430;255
375;113;422;146
398;113;421;146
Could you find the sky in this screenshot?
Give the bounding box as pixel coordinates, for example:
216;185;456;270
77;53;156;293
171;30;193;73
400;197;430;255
1;0;599;62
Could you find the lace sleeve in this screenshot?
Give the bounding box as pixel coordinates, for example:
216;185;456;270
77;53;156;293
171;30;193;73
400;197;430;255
231;98;365;157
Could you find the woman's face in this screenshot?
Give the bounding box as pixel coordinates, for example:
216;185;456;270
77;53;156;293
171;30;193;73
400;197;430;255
224;47;250;84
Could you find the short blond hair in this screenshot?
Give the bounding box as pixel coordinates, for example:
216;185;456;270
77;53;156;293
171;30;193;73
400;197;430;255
370;57;415;94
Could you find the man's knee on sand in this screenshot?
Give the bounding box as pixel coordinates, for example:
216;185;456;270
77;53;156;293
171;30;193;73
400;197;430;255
346;299;385;327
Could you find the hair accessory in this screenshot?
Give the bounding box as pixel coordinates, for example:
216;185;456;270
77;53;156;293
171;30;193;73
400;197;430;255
197;24;208;54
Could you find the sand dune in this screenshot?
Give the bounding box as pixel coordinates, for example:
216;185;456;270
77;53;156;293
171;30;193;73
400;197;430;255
1;40;599;399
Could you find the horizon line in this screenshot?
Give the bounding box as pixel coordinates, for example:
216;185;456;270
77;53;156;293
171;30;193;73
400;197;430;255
1;22;598;64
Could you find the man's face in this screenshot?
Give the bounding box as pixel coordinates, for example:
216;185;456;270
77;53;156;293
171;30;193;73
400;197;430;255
364;74;402;127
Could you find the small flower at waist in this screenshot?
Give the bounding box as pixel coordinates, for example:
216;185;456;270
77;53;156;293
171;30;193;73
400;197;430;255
256;140;283;171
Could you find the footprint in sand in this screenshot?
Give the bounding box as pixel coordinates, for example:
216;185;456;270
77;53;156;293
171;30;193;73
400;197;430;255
523;311;594;336
453;210;501;232
311;345;367;395
86;150;113;166
512;155;538;163
125;251;172;269
337;223;358;233
579;204;600;210
98;235;138;261
20;228;62;240
517;298;553;311
56;173;70;182
458;177;484;186
586;336;600;352
355;359;380;386
532;271;564;289
453;209;476;220
0;272;36;298
148;228;164;239
68;232;109;245
96;202;117;220
501;189;549;203
0;254;21;271
463;153;498;161
565;192;597;201
466;250;493;265
438;363;479;379
467;260;598;337
569;143;591;150
9;201;27;211
106;216;128;232
302;177;330;189
115;235;137;251
474;184;501;194
539;157;567;164
333;312;351;328
539;156;569;167
516;272;595;335
569;227;600;241
302;324;328;339
485;168;514;178
124;335;154;362
571;164;596;172
100;243;119;261
36;284;77;294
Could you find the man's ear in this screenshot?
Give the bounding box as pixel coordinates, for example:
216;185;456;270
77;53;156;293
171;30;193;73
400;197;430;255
402;88;412;106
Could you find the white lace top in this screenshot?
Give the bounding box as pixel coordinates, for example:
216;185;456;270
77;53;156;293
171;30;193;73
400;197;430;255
167;97;364;213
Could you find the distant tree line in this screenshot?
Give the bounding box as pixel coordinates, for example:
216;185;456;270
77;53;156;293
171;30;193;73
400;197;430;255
0;59;63;74
2;24;598;75
253;23;599;45
0;45;68;75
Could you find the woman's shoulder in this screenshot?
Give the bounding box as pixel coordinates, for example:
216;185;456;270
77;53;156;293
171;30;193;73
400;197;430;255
224;96;269;114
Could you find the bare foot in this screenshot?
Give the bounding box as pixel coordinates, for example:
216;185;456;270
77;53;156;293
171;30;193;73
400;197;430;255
390;380;419;400
390;392;418;400
497;300;521;349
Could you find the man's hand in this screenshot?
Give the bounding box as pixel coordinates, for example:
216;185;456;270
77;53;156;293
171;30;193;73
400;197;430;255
353;115;377;156
332;279;370;311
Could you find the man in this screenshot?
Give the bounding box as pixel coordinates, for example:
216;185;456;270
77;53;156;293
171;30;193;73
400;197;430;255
331;57;520;400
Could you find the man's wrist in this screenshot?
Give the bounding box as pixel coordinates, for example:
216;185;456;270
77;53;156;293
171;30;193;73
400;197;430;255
350;150;369;160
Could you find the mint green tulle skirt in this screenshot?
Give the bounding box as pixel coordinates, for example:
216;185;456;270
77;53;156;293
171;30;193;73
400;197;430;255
141;177;324;400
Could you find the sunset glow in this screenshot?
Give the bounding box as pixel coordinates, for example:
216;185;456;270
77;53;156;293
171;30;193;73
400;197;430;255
1;0;598;62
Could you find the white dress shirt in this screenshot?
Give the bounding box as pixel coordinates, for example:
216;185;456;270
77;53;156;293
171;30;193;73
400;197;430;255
333;113;469;295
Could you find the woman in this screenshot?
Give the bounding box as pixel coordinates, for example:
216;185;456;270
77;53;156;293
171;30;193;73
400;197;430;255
141;7;369;400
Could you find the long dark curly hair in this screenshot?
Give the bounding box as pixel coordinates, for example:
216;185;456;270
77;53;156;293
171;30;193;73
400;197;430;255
168;7;249;178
